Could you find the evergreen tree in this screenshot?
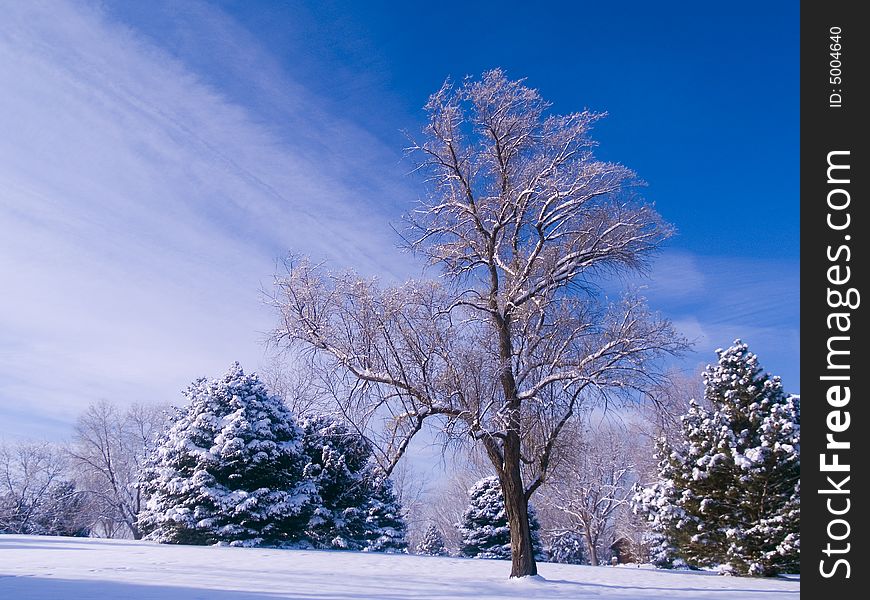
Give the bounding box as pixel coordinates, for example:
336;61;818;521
301;415;372;549
138;363;314;546
28;481;91;537
634;341;800;575
416;524;448;556
458;476;543;560
362;474;408;553
547;530;586;565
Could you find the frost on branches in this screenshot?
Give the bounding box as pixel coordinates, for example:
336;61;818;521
138;363;314;546
416;524;448;556
270;69;687;577
634;341;800;576
459;477;542;560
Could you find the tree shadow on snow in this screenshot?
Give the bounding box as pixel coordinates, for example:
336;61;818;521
0;537;154;551
0;575;423;600
543;573;800;596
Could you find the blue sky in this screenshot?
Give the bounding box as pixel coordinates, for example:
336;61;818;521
0;1;798;440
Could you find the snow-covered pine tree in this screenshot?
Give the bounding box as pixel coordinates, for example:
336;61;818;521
416;524;448;556
634;341;800;575
362;474;408;553
30;480;91;537
301;414;372;549
547;530;586;564
138;363;314;547
631;445;686;569
458;476;543;560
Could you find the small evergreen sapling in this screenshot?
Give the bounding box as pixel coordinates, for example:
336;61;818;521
547;530;586;565
417;524;448;556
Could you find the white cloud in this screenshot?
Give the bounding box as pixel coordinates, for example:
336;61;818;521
647;253;800;391
0;1;416;439
0;1;801;441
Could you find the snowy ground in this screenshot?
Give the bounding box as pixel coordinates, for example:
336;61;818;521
1;535;799;600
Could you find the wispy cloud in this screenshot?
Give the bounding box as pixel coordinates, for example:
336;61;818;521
0;1;416;439
641;251;800;391
0;1;800;441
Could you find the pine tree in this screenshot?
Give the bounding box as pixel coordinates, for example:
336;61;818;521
458;476;543;560
635;341;800;575
29;481;91;537
362;474;408;553
632;445;689;569
138;363;314;546
417;524;448;556
301;414;372;549
547;530;586;564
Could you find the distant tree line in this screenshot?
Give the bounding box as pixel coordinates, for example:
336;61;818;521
2;341;798;576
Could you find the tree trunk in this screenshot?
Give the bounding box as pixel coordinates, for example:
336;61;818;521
585;529;598;566
492;308;537;577
500;437;537;578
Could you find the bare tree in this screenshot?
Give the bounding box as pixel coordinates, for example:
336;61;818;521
260;352;328;417
67;401;166;539
270;70;685;577
389;459;430;547
542;424;635;565
0;441;72;534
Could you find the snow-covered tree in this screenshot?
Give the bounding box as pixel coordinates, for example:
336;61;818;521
416;524;447;556
301;414;372;549
27;480;91;537
271;69;686;577
459;476;542;560
0;441;87;535
138;363;314;547
547;530;586;564
634;341;800;575
363;474;408;553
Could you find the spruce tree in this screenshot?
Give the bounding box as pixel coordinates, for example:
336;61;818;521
635;341;800;575
362;474;408;552
301;414;372;549
139;363;314;546
547;531;586;565
30;481;91;537
363;468;408;553
417;524;448;556
458;476;543;560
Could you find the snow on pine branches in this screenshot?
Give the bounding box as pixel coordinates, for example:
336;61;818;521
458;477;542;560
416;524;448;556
633;341;800;576
362;474;408;553
546;531;586;565
138;363;314;546
139;363;407;551
301;414;372;550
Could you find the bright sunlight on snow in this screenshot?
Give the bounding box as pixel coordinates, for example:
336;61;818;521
0;535;799;600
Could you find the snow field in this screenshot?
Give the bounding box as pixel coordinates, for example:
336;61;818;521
1;535;799;600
